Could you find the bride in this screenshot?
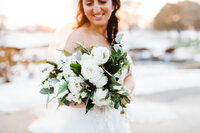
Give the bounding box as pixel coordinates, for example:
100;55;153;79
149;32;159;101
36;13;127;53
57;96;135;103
35;0;135;133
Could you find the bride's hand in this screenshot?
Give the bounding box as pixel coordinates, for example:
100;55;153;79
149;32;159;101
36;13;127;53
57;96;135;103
57;98;85;108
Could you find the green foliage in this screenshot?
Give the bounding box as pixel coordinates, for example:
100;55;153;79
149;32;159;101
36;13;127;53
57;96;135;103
84;93;95;114
70;63;81;76
76;50;82;60
115;33;124;44
56;49;72;56
40;87;54;95
56;81;69;97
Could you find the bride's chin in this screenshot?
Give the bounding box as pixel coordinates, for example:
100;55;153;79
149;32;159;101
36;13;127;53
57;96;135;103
91;21;108;27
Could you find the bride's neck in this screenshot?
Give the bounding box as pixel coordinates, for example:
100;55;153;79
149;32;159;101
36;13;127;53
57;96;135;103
87;23;107;38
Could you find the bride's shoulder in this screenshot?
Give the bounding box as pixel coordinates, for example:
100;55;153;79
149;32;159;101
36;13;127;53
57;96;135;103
65;26;89;52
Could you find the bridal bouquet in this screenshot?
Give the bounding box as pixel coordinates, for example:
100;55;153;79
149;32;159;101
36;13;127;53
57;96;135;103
40;34;132;114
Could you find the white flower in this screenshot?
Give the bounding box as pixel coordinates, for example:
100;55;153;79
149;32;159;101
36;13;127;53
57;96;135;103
93;76;108;88
93;88;109;106
54;80;69;98
91;47;110;65
81;62;104;82
78;53;96;65
68;77;84;97
81;91;87;98
56;54;77;71
63;67;76;80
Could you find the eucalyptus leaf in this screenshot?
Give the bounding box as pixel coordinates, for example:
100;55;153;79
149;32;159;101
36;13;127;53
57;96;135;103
115;33;124;43
56;49;72;56
113;44;122;53
56;81;69;97
73;41;86;49
42;67;48;73
76;50;82;61
63;50;72;56
63;99;71;106
40;88;54;95
56;95;67;110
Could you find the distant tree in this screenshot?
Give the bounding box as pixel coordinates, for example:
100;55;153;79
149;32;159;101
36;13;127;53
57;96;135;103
153;1;200;43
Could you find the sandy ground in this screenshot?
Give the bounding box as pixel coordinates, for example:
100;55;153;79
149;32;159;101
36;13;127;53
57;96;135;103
0;87;200;133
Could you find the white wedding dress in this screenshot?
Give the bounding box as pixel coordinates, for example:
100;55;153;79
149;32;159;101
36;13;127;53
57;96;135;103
51;62;133;133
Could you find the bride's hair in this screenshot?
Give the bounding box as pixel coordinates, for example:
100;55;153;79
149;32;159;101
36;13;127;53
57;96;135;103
74;0;121;45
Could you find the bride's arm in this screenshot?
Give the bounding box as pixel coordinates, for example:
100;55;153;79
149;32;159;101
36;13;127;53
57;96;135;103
123;73;135;100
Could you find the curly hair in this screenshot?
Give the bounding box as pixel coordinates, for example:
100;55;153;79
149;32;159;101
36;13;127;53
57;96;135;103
74;0;121;45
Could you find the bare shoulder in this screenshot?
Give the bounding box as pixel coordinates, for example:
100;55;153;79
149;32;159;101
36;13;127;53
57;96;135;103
64;27;89;53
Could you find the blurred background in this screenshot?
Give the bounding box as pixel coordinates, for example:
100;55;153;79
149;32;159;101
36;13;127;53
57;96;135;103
0;0;200;133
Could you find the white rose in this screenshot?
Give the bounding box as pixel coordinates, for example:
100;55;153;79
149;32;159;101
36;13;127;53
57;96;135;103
93;75;108;88
92;88;109;106
81;62;104;82
91;47;110;65
68;77;84;97
54;80;69;98
78;53;96;64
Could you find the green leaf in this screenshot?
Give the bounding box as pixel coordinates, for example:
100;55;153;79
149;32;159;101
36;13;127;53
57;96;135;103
105;91;109;99
84;93;95;114
72;41;86;49
115;33;124;43
63;50;72;56
46;61;57;66
70;63;81;76
110;77;121;86
42;67;48;72
124;96;130;104
56;81;69;97
114;101;121;109
56;49;72;56
40;88;54;95
123;92;129;96
63;99;71;106
113;44;122;53
56;95;67;110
